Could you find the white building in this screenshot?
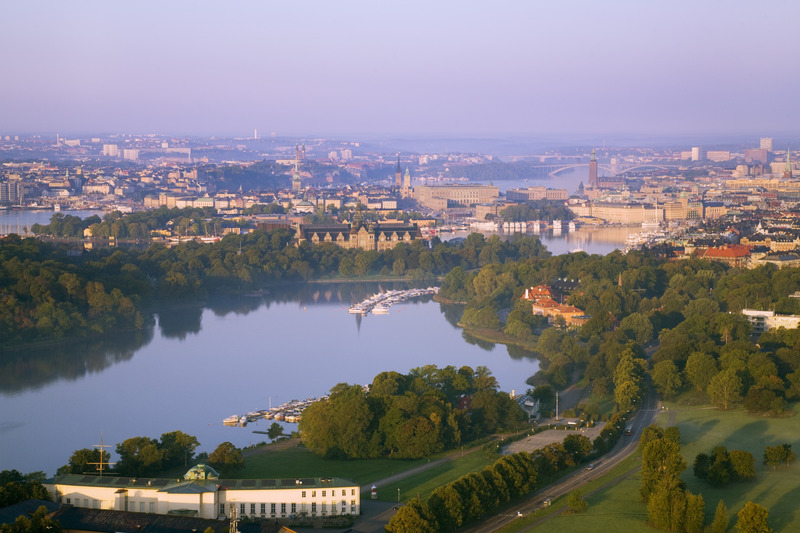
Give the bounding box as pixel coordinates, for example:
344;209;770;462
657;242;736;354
46;465;360;520
741;309;800;334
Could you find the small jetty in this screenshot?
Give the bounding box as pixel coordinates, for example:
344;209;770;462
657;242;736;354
222;396;328;427
347;287;439;316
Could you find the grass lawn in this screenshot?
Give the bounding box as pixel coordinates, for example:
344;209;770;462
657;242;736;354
241;446;428;486
498;453;648;533
661;400;800;532
512;400;800;532
375;453;498;503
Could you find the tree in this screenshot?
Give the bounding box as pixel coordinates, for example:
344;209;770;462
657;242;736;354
0;505;62;533
58;448;110;475
736;501;771;533
385;498;438;533
567;489;588;513
115;437;164;477
651;360;683;400
685;491;705;533
207;442;244;475
763;444;795;470
728;450;756;481
641;438;687;500
267;422;284;441
707;369;743;410
685;351;718;392
159;431;199;469
712;500;729;533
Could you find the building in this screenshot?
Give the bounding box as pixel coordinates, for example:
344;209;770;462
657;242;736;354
506;187;568;202
45;465;360;521
0;180;24;205
412;184;499;210
102;144;119;157
742;309;800;334
297;210;421;252
521;285;589;327
569;201;664;225
761;137;774;151
744;148;769;164
123;149;139;161
394;157;402;189
691;147;703;161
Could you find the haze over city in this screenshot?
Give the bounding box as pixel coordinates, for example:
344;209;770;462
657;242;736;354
2;0;798;139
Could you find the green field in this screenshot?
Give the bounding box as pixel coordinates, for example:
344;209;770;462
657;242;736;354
241;445;428;485
507;401;800;532
378;453;498;502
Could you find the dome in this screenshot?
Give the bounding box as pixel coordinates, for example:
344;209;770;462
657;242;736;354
183;464;219;481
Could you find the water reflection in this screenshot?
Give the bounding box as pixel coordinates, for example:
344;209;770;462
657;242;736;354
0;328;154;395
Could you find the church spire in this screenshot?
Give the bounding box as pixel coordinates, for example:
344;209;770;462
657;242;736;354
785;145;793;179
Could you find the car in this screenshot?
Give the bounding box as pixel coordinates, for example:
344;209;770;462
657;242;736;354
586;463;596;470
542;498;552;507
624;425;633;436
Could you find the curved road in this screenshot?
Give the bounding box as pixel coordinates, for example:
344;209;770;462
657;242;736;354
462;384;659;533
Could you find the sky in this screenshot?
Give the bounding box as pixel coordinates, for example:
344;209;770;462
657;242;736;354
1;1;798;140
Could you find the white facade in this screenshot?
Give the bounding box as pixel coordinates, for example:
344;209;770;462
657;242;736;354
46;466;360;521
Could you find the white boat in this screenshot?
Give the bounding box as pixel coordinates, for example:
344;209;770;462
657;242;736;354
552;220;562;230
223;415;240;426
372;306;390;315
568;221;576;231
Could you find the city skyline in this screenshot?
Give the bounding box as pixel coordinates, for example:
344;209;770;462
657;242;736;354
1;1;798;138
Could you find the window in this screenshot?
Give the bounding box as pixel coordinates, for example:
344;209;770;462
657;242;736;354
351;489;355;496
270;503;276;516
281;503;286;516
140;502;145;512
312;491;316;497
322;490;326;497
260;503;266;516
351;500;356;513
311;502;317;514
84;499;89;508
342;490;346;496
93;500;99;509
302;490;306;498
66;498;71;504
220;503;225;516
149;502;155;513
291;503;296;514
240;503;245;516
250;503;255;515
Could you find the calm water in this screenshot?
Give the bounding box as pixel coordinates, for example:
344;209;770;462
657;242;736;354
0;198;633;476
0;285;540;476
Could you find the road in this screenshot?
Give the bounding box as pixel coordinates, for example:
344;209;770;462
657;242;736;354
461;384;659;533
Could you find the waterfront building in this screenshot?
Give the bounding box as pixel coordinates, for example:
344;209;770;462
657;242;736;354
412;184;499;210
521;285;589;327
568;201;664;225
506;186;568;201
297;209;420;252
45;465;360;520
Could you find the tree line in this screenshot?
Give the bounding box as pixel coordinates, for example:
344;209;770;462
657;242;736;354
299;365;527;460
0;228;548;348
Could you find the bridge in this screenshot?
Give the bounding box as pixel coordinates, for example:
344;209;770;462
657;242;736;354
547;162;682;177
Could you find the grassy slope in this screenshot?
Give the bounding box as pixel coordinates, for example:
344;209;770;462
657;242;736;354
516;401;800;532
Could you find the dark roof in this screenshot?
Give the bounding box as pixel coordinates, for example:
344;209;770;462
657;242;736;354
0;500;59;526
49;506;283;533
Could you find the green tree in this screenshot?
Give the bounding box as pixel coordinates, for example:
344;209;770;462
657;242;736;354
685;351;718;392
641;437;687;500
159;431;199;469
58;448;110;475
0;505;62;533
651;360;683;400
567;489;588;513
728;450;756;481
708;369;743;410
712;499;730;533
685;491;705;533
115;437;164;477
267;422;284;441
385;498;438;533
736;501;771;533
207;442;245;475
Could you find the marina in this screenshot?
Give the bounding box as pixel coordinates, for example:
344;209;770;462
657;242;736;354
223;397;328;427
346;286;440;316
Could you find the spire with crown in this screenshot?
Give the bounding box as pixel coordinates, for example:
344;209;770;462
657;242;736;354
785;145;793;179
591;148;596;161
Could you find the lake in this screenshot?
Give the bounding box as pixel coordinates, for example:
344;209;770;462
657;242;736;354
0;284;540;476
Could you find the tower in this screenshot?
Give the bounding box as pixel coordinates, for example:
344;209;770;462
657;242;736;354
784;145;793;180
588;148;598;188
292;159;302;191
395;156;402;188
403;167;411;189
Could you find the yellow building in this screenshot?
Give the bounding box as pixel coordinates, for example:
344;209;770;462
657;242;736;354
413;184;499;209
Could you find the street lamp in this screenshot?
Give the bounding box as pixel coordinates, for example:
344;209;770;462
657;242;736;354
397;488;400;503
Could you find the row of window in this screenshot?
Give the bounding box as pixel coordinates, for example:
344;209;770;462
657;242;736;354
300;489;355;498
223;501;357;518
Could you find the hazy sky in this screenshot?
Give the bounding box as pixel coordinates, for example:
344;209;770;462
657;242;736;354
1;1;798;138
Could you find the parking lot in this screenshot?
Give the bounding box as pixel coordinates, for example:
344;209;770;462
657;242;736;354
503;420;607;454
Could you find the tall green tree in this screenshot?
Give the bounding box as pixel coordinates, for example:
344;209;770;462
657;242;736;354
707;369;743;410
712;499;730;533
207;442;244;476
736;501;771;533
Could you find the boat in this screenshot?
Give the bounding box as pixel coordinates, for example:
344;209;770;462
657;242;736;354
223;415;240;426
568;221;577;231
552;220;562;230
372;306;390;315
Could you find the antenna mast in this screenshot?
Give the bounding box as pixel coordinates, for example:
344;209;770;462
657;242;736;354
87;432;115;476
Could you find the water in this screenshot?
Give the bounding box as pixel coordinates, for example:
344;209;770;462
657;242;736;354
0;286;539;476
0;209;104;235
